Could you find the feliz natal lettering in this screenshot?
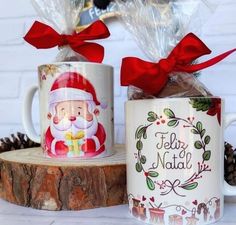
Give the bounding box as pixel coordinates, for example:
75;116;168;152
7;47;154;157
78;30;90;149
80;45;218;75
88;3;116;20
155;132;192;170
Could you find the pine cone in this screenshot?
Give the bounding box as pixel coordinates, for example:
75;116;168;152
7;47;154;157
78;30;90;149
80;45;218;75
224;142;236;185
189;98;212;112
0;132;40;153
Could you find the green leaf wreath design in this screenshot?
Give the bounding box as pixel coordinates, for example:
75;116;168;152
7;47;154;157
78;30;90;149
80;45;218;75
163;108;212;163
134;108;212;193
163;108;175;119
135;122;157;191
181;182;198;190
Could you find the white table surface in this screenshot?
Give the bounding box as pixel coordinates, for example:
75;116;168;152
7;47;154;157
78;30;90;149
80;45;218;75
0;199;236;225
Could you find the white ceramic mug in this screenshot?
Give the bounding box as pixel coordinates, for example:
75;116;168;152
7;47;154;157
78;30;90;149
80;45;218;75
22;62;114;159
126;97;236;225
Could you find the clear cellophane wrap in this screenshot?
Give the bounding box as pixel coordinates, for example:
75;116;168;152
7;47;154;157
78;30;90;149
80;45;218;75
116;0;218;99
32;0;86;62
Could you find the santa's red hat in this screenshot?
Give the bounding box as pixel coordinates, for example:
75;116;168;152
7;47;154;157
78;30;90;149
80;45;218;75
49;72;107;108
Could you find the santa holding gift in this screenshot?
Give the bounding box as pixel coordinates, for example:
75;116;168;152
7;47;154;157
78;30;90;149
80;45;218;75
45;72;107;158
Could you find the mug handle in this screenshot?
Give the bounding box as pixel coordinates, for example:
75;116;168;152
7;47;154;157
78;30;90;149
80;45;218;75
223;113;236;195
22;85;41;143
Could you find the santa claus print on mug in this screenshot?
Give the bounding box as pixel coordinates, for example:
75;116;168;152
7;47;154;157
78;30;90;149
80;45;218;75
35;63;114;159
45;72;108;158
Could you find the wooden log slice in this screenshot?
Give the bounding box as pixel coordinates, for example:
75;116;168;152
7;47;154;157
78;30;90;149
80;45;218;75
0;145;127;211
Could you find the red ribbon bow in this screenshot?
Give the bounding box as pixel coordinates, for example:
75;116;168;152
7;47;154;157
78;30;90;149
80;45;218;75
121;33;236;95
24;20;110;63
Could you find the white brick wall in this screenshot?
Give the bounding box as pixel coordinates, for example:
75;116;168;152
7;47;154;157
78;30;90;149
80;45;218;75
0;0;236;145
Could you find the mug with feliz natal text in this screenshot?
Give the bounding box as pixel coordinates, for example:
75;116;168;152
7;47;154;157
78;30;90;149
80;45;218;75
22;62;114;159
126;97;236;225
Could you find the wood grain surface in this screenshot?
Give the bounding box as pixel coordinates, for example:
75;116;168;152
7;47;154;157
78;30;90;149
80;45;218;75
0;146;127;211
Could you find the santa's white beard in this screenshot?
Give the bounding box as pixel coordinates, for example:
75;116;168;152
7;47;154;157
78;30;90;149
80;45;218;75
50;115;98;141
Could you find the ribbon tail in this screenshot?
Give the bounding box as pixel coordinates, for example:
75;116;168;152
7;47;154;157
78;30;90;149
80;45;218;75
71;42;104;63
178;48;236;73
121;57;168;95
23;21;61;49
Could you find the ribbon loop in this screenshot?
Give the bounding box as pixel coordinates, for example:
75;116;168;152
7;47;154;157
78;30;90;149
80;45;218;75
24;20;110;63
121;33;236;95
